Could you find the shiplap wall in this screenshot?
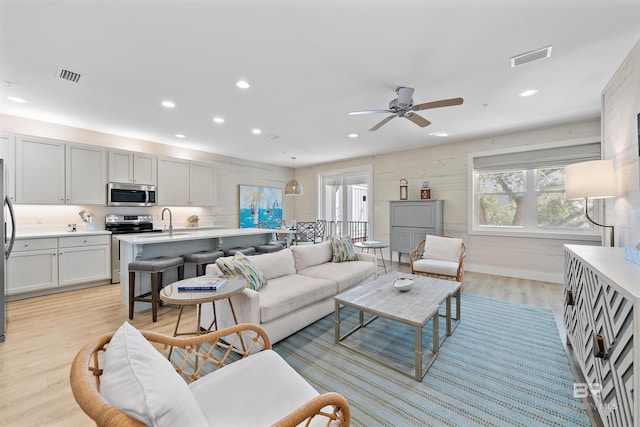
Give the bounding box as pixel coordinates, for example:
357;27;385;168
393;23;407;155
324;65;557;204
603;38;640;249
293;119;602;284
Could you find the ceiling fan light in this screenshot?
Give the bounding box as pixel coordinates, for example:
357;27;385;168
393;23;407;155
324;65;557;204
284;179;303;196
396;87;414;106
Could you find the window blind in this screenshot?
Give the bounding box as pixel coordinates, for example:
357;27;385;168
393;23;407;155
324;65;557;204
473;142;601;171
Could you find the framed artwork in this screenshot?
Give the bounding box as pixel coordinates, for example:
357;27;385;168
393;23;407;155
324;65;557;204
239;185;283;228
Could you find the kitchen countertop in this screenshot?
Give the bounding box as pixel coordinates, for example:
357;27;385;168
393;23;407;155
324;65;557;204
15;225;224;239
115;227;295;245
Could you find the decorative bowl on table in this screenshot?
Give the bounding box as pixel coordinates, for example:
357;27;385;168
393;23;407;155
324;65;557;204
393;277;414;292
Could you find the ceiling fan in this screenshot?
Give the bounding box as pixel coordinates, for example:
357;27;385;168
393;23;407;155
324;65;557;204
349;87;464;131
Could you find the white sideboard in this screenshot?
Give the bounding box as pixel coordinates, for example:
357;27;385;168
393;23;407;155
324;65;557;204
563;244;639;427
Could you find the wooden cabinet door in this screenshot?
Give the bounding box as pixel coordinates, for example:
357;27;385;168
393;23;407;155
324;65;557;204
0;132;16;202
58;244;110;286
16;136;65;204
158;157;190;205
7;248;58;294
133;153;156;185
108;150;134;183
66;144;107;204
189;162;216;206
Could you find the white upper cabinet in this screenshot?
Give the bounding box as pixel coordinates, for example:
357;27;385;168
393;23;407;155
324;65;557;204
66;143;107;205
16;135;106;205
0;132;16;202
189;161;216;206
16;136;66;204
157;157;190;205
109;150;156;185
157;157;216;206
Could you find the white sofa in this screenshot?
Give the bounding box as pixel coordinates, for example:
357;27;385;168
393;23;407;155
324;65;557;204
200;240;378;344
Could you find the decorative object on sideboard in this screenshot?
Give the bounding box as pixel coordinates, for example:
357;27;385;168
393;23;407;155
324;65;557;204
565;159;617;247
399;179;408;200
284;156;303;196
624;246;640;265
420;181;431;200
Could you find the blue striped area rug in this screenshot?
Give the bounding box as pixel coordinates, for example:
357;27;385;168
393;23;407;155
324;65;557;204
273;294;590;427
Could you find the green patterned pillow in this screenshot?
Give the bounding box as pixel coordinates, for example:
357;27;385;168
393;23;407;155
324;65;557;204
215;253;268;291
330;236;358;263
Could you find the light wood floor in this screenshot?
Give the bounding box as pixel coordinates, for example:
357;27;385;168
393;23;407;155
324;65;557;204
0;263;572;426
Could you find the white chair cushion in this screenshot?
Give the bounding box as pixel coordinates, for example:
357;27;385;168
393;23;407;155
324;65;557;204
422;235;463;262
291;240;332;271
190;349;319;426
413;258;459;276
100;322;208;427
247;248;296;280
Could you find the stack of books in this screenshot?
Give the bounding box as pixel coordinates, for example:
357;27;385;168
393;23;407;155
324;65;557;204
178;278;228;292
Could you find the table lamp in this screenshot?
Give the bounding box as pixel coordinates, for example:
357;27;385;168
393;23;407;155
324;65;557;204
565;159;617;247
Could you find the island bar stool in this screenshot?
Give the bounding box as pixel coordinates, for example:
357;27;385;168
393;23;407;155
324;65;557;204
223;247;256;257
254;243;283;254
182;249;225;276
128;256;184;322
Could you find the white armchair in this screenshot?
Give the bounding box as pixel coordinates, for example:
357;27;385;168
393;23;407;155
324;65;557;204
410;235;466;289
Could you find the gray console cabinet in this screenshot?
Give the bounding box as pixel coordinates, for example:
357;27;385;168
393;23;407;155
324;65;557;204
390;200;443;263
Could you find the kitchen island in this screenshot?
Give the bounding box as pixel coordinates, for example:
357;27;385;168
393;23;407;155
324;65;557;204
116;227;294;310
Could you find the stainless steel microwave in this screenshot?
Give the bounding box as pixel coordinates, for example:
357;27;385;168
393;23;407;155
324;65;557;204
107;183;156;207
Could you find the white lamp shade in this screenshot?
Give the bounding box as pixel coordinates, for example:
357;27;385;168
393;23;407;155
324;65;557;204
565;160;617;200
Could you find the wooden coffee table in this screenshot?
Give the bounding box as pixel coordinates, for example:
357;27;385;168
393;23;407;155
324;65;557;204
334;272;461;380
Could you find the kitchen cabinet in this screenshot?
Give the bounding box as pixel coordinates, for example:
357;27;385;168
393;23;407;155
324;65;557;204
158;157;216;206
58;235;111;286
6;238;58;294
0;132;16;202
7;235;111;297
108;150;157;185
16;136;107;205
389;200;444;262
564;245;638;427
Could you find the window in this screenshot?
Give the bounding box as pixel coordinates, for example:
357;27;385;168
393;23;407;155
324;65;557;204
469;141;601;239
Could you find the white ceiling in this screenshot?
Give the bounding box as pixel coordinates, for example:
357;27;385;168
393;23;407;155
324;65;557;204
1;0;639;167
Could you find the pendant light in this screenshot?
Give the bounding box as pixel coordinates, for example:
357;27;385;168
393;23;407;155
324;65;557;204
284;157;303;196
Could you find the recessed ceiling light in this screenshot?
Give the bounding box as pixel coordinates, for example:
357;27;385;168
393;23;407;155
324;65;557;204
213;116;224;124
236;80;250;89
348;133;359;138
519;89;538;97
162;100;175;108
252;128;262;135
7;96;26;103
429;131;448;137
175;134;185;138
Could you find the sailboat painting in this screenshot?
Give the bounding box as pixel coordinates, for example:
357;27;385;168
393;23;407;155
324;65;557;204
239;185;283;228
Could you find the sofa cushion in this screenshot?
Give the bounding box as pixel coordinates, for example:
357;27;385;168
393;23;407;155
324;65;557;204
246;248;296;280
291;240;332;271
190;350;319;426
100;322;208;427
299;260;377;293
330;236;358;262
422;235;463;262
216;252;268;291
258;274;336;323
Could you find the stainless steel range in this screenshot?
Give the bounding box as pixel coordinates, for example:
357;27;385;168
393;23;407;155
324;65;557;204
106;214;162;283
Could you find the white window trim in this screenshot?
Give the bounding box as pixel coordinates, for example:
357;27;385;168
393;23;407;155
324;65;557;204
467;137;602;241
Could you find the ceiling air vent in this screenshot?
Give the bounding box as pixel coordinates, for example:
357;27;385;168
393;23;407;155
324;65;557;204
510;45;552;68
56;67;81;83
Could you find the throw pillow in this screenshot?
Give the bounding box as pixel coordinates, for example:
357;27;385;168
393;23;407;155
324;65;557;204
422;235;463;262
215;252;268;291
330;236;358;263
100;322;208;427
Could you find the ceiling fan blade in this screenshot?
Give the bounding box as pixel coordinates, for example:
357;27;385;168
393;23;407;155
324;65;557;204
369;115;396;131
412;97;464;111
349;109;394;116
405;112;431;127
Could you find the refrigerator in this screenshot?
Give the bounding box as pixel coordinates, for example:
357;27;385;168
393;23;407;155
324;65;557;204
1;159;16;343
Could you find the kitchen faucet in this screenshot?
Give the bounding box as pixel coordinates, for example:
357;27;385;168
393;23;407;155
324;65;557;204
161;208;173;237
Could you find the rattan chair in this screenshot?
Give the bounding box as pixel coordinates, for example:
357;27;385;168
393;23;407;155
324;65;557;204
70;323;350;427
295;221;316;244
410;236;466;288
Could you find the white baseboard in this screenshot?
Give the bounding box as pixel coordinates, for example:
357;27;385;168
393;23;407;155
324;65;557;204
465;263;563;284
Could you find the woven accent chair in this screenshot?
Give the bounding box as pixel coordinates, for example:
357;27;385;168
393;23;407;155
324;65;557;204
70;323;350;427
295;221;316;244
314;219;328;243
410;235;466;290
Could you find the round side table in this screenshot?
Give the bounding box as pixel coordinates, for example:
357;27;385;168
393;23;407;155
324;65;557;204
160;276;246;337
354;240;389;273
